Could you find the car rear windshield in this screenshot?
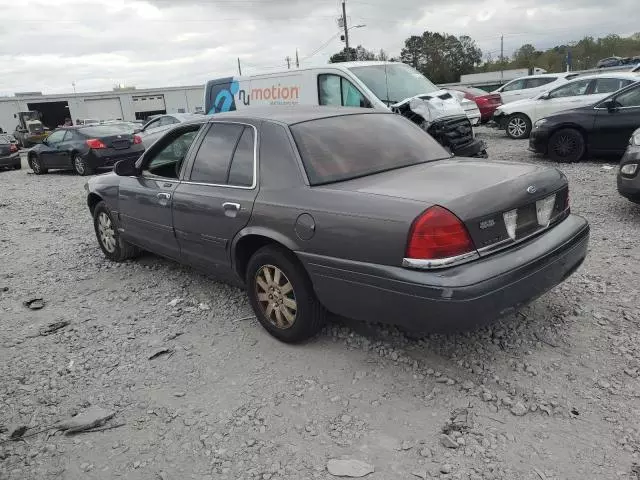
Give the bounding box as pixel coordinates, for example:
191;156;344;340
290;113;448;185
79;124;132;137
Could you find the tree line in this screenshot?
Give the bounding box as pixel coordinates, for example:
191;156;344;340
328;32;640;84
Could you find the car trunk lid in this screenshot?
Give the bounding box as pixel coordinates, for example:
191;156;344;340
324;158;569;253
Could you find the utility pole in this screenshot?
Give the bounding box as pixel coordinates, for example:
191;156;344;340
295;49;299;68
237;58;242;76
342;0;350;61
500;35;504;83
286;56;291;69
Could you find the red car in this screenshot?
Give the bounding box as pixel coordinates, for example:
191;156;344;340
447;86;503;123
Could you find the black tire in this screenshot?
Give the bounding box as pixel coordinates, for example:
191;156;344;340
93;201;139;261
73;153;94;176
29;154;47;174
548;128;585;163
505;113;532;139
14;163;21;170
246;245;327;343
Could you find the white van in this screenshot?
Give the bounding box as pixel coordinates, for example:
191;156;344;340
204;61;486;157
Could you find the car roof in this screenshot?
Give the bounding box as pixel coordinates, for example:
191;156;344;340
571;72;640;81
200;106;389;126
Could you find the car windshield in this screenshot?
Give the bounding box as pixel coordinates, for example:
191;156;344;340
0;136;8;144
349;63;439;105
79;124;133;136
290;113;448;185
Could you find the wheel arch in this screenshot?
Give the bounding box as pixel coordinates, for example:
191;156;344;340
87;192;103;215
232;228;302;282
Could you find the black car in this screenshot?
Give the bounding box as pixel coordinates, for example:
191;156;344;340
529;81;640;162
0;135;20;170
617;127;640;203
27;124;145;176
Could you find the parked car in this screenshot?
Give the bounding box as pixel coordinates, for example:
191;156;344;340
75;119;100;126
494;73;639;139
447;86;503;123
0;135;20;170
597;56;624;68
617;127;640;203
0;132;20;150
85;107;589;343
447;91;481;125
492;73;578;105
529;81;640;162
28;123;145;176
136;113;202;148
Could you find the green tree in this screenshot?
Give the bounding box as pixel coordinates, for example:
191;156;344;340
329;45;383;63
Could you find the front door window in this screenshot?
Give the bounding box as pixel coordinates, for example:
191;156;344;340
143;129;199;179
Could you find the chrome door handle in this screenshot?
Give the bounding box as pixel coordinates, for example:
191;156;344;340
222;202;240;210
157;193;171;200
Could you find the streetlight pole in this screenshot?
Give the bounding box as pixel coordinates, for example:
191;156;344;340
342;0;350;60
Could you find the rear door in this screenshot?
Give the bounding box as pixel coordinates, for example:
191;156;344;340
118;124;202;259
591;84;640;154
172;121;258;275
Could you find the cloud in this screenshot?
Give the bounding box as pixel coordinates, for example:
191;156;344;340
0;0;637;95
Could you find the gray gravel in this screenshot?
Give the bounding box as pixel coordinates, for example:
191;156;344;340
1;128;640;480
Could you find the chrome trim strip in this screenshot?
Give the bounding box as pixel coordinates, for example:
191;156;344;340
402;251;480;270
477;208;570;256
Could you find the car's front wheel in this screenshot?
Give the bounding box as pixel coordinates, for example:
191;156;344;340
505;113;532;139
246;245;327;343
93;201;139;261
29;154;47;174
548;128;585;163
73;154;94;176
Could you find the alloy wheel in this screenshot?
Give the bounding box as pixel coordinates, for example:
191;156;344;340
254;264;297;329
74;156;85;175
507;117;527;138
31;157;40;173
97;212;116;253
552;134;577;158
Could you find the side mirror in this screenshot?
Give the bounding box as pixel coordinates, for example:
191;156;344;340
133;128;142;134
114;158;138;176
602;100;618;112
540;92;551;100
41;138;48;145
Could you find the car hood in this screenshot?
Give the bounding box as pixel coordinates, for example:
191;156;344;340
541;104;595;123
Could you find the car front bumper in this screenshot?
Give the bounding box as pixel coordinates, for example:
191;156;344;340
298;214;589;332
0;152;20;167
617;146;640;200
529;127;551;154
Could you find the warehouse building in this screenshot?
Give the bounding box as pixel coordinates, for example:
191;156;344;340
0;84;204;132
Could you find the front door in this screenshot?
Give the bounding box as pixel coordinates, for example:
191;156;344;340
118;126;202;260
39;130;68;168
591;84;640;154
172;122;258;275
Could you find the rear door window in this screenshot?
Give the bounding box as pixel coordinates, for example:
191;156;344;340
189;123;244;184
524;77;556;89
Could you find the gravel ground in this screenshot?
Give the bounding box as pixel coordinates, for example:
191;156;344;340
1;127;640;480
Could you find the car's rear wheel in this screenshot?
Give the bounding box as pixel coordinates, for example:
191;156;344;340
73;153;94;176
29;155;47;174
93;201;139;261
505;113;532;139
548;128;585;163
13;163;21;170
246;245;327;343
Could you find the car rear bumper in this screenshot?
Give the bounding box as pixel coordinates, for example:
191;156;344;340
617;147;640;199
0;152;20;167
85;147;144;169
298;214;589;332
529;127;550;154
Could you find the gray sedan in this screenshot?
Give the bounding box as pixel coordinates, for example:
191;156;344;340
85;107;589;343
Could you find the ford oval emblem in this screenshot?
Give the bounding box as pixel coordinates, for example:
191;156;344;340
527;185;537;194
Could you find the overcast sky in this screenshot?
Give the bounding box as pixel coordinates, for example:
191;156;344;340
0;0;638;95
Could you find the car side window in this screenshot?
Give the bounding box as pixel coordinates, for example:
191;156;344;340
525;77;555;89
318;74;370;107
501;79;525;92
190;123;244;184
227;127;255;187
614;85;640;108
143;118;160;131
46;130;65;144
548;79;591;99
144;129;200;179
593;78;631;94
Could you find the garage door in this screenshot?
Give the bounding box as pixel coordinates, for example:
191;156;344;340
84;98;123;121
132;95;166;113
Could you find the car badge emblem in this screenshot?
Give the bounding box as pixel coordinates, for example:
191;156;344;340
527;185;537;194
479;219;496;230
117;135;122;138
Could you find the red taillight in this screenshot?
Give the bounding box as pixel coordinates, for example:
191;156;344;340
9;144;17;153
86;138;106;149
406;206;475;260
133;135;142;145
